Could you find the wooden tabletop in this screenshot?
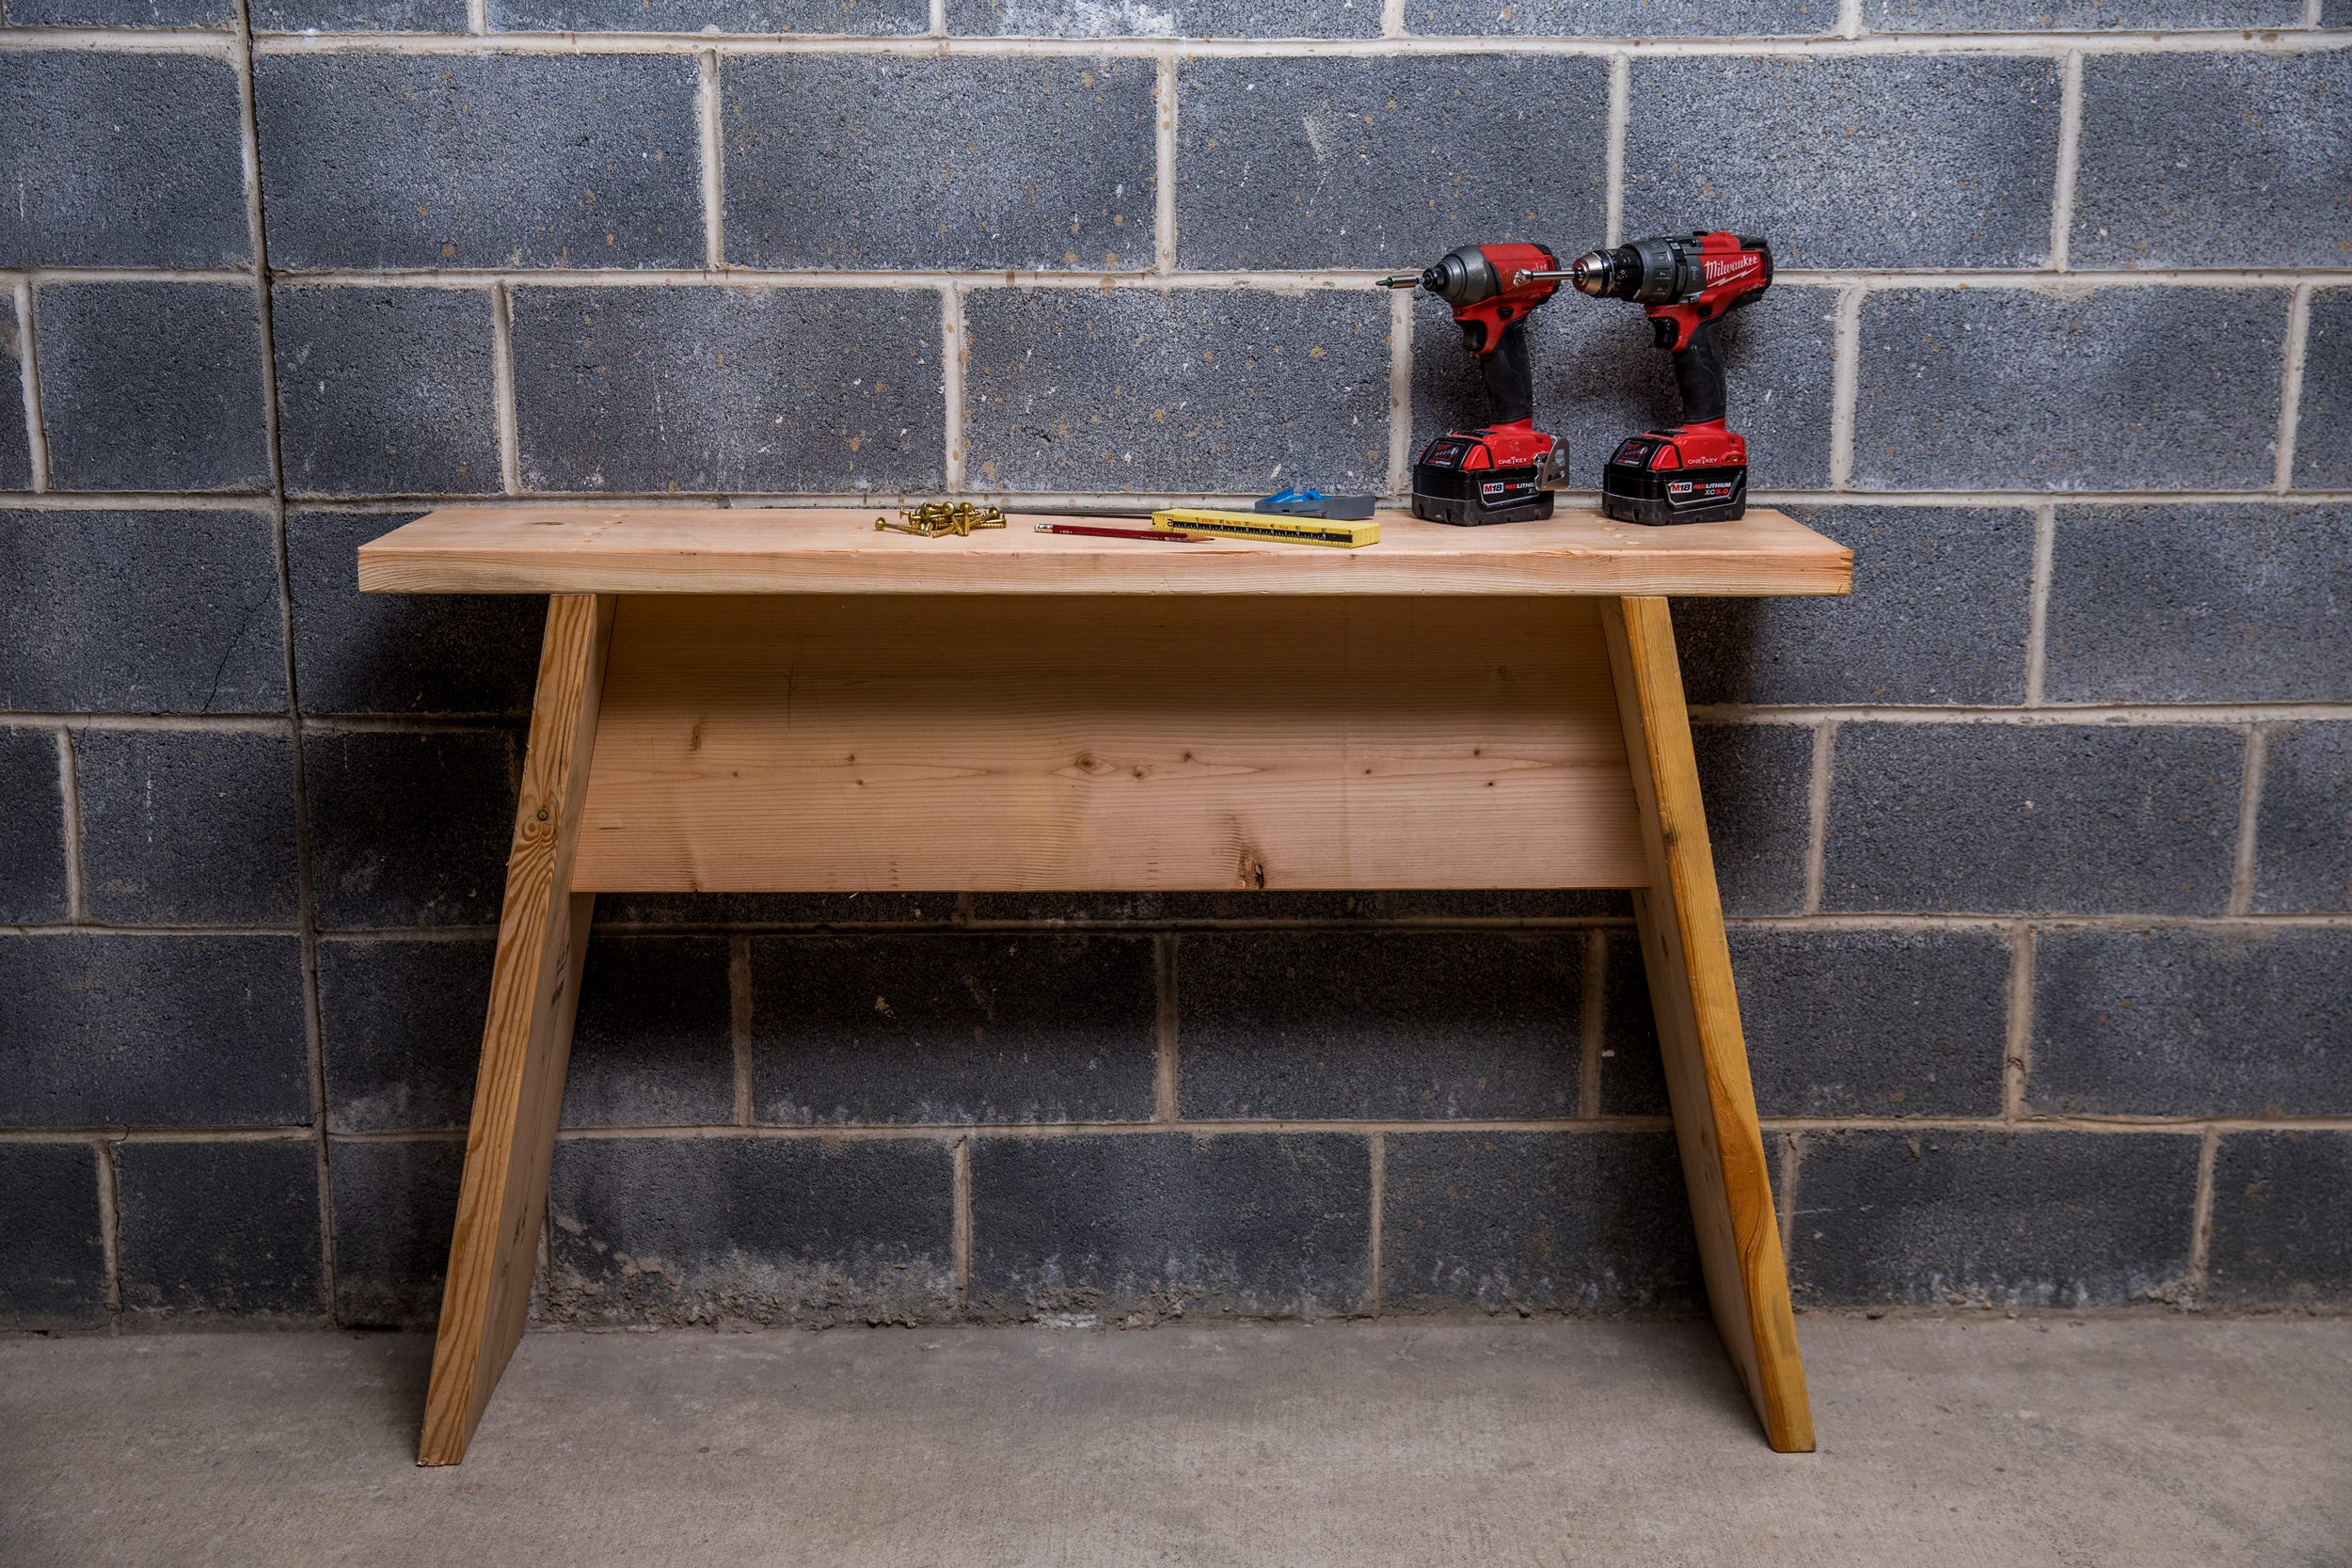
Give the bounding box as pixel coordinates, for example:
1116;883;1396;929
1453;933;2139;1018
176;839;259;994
358;505;1851;598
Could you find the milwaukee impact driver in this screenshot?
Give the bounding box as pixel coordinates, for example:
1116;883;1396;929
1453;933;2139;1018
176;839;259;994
1557;231;1773;526
1377;242;1568;526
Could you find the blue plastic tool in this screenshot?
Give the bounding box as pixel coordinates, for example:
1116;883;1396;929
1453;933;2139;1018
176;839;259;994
1255;487;1378;521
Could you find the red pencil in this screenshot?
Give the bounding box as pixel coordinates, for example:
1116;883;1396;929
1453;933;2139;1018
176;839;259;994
1032;522;1209;543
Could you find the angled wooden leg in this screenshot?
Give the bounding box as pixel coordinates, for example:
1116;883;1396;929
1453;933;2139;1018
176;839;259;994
419;594;614;1465
1604;594;1815;1453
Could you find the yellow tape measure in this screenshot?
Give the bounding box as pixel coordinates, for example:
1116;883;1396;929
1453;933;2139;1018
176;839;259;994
1150;508;1380;548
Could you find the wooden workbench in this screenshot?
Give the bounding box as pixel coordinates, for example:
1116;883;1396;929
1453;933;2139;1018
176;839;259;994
358;504;1851;1464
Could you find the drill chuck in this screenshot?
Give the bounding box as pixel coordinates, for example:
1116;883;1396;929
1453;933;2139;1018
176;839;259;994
1568;249;1618;296
1569;237;1704;304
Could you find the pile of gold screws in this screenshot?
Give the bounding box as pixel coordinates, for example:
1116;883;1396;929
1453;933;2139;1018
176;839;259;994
873;501;1008;538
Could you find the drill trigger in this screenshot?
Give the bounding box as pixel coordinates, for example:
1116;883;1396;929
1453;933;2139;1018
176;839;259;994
1649;315;1678;350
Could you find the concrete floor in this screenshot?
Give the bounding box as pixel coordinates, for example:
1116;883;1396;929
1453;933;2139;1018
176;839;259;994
3;1318;2346;1567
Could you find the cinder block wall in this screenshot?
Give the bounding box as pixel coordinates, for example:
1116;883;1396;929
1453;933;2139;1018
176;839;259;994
1;1;2346;1332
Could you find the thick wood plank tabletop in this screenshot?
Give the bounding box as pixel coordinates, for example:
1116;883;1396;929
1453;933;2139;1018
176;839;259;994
358;505;1851;598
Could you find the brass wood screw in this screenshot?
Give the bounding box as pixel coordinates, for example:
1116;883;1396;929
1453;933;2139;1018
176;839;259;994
873;502;1009;538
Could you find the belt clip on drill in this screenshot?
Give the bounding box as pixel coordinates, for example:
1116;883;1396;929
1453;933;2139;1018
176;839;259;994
1565;231;1774;526
1377;243;1567;526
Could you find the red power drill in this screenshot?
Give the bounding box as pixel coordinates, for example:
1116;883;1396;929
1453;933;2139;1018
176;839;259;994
1565;231;1774;526
1377;242;1568;526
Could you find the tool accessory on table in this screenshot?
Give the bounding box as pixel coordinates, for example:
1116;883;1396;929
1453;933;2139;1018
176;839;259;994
1378;243;1568;527
1555;231;1773;526
1255;487;1378;521
1034;523;1210;543
1151;508;1379;547
874;501;1008;537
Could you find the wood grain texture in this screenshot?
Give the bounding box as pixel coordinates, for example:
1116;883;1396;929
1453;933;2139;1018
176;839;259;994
357;506;1852;599
571;594;1647;893
418;594;613;1467
1604;594;1816;1454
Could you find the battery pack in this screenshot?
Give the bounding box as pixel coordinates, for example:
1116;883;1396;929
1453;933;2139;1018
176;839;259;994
1600;435;1747;527
1409;433;1560;527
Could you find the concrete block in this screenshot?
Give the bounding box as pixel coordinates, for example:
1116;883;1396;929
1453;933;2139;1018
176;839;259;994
0;54;246;267
1623;56;2060;270
0;1144;108;1330
545;1137;956;1326
1603;926;2009;1121
1822;723;2243;915
502;0;922;29
1735;927;2009;1118
961;288;1388;494
948;0;1374;34
303;729;520;929
73;730;300;927
288;513;547;718
1174;931;1582;1120
1409;0;1820;36
1410;282;1837;493
0;730;68;926
1597;927;1672;1118
2031;928;2351;1117
0;293;30;492
273;289;501;498
38;283;270;493
2297;291;2352;491
565;935;737;1129
2255;722;2352;915
1381;1132;1701;1316
327;1138;464;1328
116;1141;326;1323
2205;1132;2352;1307
1852;288;2285;493
750;934;1157;1124
511;287;944;494
1676;507;2034;707
8;0;229;17
255;55;702;271
1786;1130;2200;1309
1860;0;2296;25
0;511;284;715
2073;53;2352;269
1174;56;1606;270
723;57;1154;271
2045;505;2352;704
0;935;309;1128
968;1132;1370;1321
315;937;494;1133
254;0;467;27
1692;724;1814;916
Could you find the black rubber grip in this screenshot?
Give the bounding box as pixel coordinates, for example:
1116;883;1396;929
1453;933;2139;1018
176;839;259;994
1671;317;1727;425
1476;317;1536;426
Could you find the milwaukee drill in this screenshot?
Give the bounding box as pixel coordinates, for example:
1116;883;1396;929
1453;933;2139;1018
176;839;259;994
1557;231;1773;525
1376;242;1567;526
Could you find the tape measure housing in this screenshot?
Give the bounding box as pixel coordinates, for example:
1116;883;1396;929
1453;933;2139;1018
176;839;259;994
1150;508;1380;548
